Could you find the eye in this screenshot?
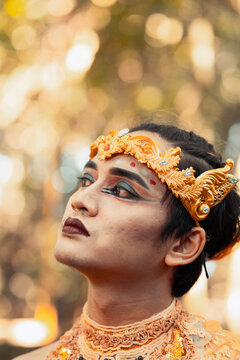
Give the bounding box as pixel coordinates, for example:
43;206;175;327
77;173;94;187
102;181;139;199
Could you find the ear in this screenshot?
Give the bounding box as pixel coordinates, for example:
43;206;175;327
165;227;206;266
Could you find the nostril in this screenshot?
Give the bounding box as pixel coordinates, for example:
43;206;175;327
71;203;88;213
81;207;88;214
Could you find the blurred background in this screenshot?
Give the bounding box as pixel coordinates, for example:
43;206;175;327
0;0;240;358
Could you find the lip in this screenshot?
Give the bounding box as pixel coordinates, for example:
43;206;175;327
62;217;90;237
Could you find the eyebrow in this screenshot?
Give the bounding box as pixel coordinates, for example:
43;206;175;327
83;160;150;190
83;160;97;171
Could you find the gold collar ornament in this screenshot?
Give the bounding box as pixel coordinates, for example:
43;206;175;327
46;297;240;360
90;128;239;226
46;299;191;360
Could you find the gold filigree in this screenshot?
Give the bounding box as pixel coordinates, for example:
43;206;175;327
90;130;239;225
81;300;179;353
162;327;186;359
45;299;240;360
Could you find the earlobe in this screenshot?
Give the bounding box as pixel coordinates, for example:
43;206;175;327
165;227;206;266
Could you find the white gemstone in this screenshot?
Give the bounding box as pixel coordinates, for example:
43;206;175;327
67;350;71;354
62;349;66;352
117;128;129;137
160;160;168;166
202;205;209;214
184;170;192;177
229;177;239;184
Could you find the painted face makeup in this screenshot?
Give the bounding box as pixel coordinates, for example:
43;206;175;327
54;130;174;285
113;158;157;188
140;169;148;177
114;159;122;165
131;164;157;187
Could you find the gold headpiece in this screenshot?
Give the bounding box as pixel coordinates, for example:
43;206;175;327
90;129;239;226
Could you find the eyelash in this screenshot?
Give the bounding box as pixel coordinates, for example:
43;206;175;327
77;175;140;199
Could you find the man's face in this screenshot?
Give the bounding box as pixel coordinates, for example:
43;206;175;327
54;131;174;281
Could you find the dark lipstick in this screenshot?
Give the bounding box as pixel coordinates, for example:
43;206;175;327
62;217;90;237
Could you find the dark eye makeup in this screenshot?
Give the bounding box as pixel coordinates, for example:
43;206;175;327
77;173;140;199
102;181;139;199
77;173;94;187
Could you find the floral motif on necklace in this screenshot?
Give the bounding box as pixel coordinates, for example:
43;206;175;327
46;299;197;360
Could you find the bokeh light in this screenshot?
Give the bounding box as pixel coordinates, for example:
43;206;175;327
66;30;99;74
66;44;94;73
227;290;240;335
118;58;143;83
226;248;240;335
40;62;65;91
145;14;183;46
8;319;48;346
174;83;202;116
25;0;47;20
9;273;34;299
7;157;25;185
137;86;163;110
90;0;117;7
51;166;78;194
191;44;215;69
0;296;12;317
188;18;215;84
0;154;13;184
5;0;26;17
221;68;240;103
75;147;91;172
1;187;25;216
11;25;36;50
47;0;76;17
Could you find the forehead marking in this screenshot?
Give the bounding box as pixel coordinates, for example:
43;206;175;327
114;159;121;165
130;162;136;167
150;179;156;185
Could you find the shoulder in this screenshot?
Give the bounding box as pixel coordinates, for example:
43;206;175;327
177;302;240;359
12;342;58;360
203;319;240;359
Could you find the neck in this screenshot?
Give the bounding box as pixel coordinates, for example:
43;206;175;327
86;276;173;326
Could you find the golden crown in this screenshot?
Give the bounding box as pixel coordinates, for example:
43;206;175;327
90;128;239;225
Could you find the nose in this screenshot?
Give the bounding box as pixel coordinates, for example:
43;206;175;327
70;186;98;217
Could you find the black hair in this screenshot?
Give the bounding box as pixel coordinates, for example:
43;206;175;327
129;122;240;297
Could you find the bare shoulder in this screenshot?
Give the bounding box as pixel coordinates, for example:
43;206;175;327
12;342;57;360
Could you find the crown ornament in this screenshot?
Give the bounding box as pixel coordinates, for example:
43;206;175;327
90;129;239;225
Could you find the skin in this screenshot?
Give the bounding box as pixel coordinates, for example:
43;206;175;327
13;130;206;359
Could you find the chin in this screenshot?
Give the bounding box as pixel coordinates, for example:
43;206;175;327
53;239;90;275
53;237;77;266
54;242;71;266
54;229;77;265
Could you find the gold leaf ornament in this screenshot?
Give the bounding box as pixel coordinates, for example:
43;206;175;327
89;130;239;225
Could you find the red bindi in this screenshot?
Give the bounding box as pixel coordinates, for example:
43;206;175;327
104;144;110;151
130;162;136;167
150;179;156;185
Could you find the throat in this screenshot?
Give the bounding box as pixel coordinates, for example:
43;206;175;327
87;280;173;326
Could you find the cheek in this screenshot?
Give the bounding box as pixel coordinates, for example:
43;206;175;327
100;201;166;243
